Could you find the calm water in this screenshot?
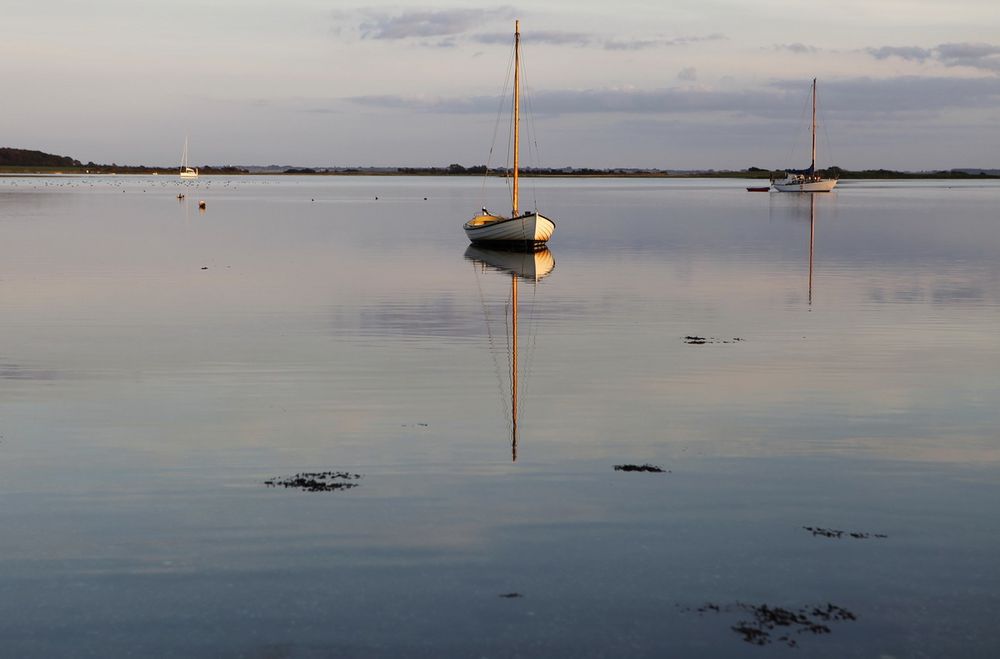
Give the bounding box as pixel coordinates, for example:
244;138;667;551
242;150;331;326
1;175;998;657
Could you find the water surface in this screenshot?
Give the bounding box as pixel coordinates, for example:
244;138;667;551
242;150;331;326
1;175;998;657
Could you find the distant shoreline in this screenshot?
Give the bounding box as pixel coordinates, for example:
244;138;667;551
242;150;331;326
2;166;999;180
4;147;998;179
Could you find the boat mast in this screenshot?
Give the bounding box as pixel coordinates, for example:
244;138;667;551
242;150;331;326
810;78;817;173
512;20;520;217
511;273;518;461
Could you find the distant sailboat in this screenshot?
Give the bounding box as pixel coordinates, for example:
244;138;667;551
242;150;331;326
179;137;199;179
773;79;837;193
466;245;555;461
464;20;555;247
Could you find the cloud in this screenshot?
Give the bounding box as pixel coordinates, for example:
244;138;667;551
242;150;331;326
347;75;1000;121
866;42;1000;71
357;7;514;40
605;33;725;50
472;30;593;47
936;42;1000;71
678;67;697;82
345;7;725;50
866;46;933;62
777;43;818;54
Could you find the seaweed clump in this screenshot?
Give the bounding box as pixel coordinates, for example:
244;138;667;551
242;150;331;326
687;602;857;647
684;336;744;345
804;526;888;539
265;471;362;492
614;463;667;473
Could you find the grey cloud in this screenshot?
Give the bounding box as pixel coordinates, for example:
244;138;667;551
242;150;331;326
348;75;1000;121
606;33;726;50
470;30;724;50
778;43;818;54
936;42;1000;60
866;46;933;61
770;76;1000;117
936;42;1000;71
866;42;1000;72
358;7;514;40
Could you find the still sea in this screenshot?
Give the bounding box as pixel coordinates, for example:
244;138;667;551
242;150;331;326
0;175;998;657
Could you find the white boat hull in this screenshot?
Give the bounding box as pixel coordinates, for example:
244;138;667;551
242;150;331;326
464;212;555;246
773;178;837;192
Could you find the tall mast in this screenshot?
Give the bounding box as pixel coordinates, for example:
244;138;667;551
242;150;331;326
510;273;518;462
512;20;520;217
810;78;817;173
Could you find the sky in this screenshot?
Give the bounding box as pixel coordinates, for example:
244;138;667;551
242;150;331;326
3;0;1000;169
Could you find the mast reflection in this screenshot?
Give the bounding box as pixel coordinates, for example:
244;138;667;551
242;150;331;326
808;193;815;306
465;246;555;462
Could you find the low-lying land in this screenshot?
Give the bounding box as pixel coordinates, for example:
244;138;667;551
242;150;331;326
2;147;998;179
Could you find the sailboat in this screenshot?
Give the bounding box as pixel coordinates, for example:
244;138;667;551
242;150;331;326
179;137;199;179
466;245;555;461
464;21;555;247
773;79;837;193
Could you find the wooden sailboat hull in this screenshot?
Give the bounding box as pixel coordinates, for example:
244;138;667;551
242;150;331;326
464;212;555;246
773;178;837;192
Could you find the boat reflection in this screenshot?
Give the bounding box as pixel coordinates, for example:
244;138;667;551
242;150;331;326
807;194;816;306
465;246;555;461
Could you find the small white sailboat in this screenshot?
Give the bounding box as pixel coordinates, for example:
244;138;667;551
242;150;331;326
466;245;555;461
179;137;199;179
773;79;837;193
464;21;555;247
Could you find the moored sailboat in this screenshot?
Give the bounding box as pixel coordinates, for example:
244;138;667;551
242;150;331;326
773;79;837;193
464;21;555;247
179;137;199;179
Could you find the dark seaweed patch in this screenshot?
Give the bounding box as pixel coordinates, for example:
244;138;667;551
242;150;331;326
265;471;362;492
684;336;744;345
685;602;857;647
614;463;667;473
804;526;888;539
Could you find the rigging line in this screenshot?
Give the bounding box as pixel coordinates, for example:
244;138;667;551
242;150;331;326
484;43;517;205
785;82;812;168
520;46;543;211
472;260;511;429
817;101;836;169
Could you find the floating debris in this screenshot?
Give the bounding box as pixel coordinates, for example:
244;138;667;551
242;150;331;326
498;592;523;599
684;336;744;345
686;602;857;647
804;526;888;539
265;471;362;492
614;463;667;473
